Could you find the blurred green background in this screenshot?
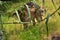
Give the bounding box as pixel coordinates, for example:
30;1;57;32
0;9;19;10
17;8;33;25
0;0;60;40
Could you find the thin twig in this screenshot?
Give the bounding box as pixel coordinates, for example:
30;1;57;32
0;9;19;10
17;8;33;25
41;7;60;22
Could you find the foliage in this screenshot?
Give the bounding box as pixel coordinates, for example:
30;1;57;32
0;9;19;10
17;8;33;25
0;0;60;40
0;1;6;12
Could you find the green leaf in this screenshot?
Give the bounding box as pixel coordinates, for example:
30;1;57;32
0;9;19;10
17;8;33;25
15;10;21;23
25;4;31;21
51;0;56;9
42;0;45;6
0;2;7;12
0;13;4;30
0;1;3;5
45;13;50;36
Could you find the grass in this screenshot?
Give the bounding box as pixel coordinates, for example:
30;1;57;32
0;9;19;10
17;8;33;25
0;0;60;40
